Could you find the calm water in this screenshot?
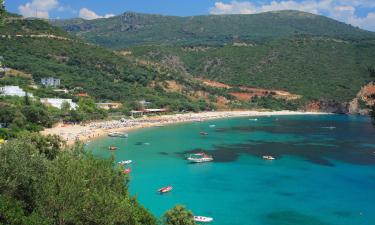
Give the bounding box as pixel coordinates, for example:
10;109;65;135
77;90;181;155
88;115;375;225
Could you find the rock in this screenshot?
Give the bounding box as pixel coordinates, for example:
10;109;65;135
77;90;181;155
305;100;348;114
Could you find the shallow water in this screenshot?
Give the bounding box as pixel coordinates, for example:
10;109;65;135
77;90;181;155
88;115;375;225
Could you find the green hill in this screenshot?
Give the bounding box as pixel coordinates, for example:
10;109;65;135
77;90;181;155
0;15;226;111
52;10;375;49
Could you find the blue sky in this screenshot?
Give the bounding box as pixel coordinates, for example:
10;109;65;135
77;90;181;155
5;0;375;31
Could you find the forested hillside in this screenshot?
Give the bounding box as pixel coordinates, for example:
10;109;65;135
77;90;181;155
53;10;375;49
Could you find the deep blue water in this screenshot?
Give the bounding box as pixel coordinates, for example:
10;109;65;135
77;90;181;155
88;115;375;225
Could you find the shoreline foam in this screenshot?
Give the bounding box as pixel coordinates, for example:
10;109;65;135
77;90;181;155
41;110;328;146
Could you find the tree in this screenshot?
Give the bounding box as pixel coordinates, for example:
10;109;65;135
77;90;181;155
0;0;5;27
163;205;196;225
0;134;157;225
24;93;31;106
0;105;16;124
10;110;27;130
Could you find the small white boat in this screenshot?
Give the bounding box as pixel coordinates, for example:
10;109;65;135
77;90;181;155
108;146;118;151
118;160;132;165
108;132;128;138
158;186;172;194
249;118;258;121
209;124;216;128
187;153;213;163
262;155;275;160
194;216;213;223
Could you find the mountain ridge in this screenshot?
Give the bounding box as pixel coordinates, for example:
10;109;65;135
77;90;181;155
52;10;375;49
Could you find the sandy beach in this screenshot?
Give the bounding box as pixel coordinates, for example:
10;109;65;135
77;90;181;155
41;110;328;145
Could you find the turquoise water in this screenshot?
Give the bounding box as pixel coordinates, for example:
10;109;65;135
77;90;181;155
88;115;375;225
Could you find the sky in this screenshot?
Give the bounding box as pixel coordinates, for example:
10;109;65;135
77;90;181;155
4;0;375;31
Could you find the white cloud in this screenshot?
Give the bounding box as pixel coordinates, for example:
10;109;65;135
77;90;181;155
210;1;256;14
79;8;115;20
19;0;59;19
209;0;375;31
348;12;375;31
104;13;115;18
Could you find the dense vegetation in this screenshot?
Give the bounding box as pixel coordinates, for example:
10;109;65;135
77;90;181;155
0;96;55;138
0;133;158;225
52;11;375;49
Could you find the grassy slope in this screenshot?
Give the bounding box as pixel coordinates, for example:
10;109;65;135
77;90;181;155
52;10;375;49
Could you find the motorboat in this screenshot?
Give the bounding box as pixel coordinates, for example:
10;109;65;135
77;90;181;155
193;216;213;223
209;125;216;128
262;155;275;160
200;132;208;136
108;132;129;138
248;118;258;121
158;186;172;194
108;146;118;151
118;160;132;165
122;168;132;174
187;153;213;163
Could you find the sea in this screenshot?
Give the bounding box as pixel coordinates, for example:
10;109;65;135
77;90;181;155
87;115;375;225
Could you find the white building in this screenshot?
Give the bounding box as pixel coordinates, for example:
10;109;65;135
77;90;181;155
0;86;34;97
41;77;61;87
41;98;77;110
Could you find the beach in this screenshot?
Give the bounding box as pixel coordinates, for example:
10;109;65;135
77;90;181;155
41;110;327;145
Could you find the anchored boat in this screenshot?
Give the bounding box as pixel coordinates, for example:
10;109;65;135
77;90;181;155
193;216;213;223
262;155;275;160
108;132;128;138
122;168;132;174
118;160;132;165
187;153;213;163
200;132;208;136
158;186;172;194
108;146;118;151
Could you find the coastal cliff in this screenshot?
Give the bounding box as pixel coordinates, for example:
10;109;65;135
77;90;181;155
348;81;375;115
305;81;375;115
